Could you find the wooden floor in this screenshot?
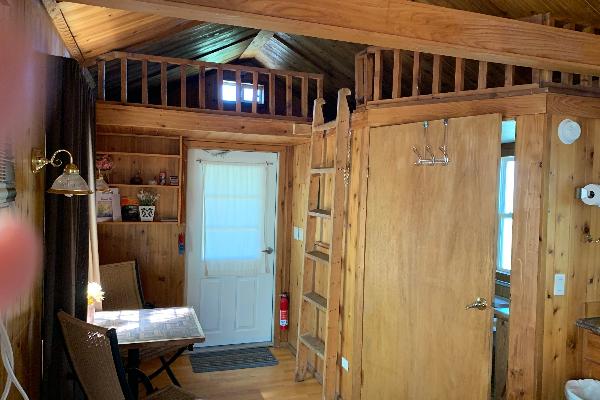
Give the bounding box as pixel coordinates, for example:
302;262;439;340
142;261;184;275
141;347;322;400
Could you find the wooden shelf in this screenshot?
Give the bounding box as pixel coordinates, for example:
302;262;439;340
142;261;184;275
97;221;179;225
96;151;180;159
299;334;325;359
305;250;330;264
109;184;179;189
303;292;327;312
308;209;332;219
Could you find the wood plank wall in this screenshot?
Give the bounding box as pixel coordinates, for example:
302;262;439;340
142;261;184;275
540;114;600;399
0;1;69;398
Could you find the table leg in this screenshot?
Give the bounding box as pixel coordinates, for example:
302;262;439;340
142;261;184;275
147;346;187;386
127;348;141;399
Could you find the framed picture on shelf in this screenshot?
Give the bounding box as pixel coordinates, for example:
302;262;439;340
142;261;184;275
96;190;113;222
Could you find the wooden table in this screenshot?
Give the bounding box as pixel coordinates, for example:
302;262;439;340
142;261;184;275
94;307;205;398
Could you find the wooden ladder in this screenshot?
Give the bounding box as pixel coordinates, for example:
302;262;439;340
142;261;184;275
295;88;351;400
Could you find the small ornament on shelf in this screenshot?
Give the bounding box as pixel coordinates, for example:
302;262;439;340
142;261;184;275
137;189;160;222
169;176;179;186
121;196;140;222
158;171;167;185
130;170;143;185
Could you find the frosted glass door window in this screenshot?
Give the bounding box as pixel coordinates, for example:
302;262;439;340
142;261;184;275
202;163;267;276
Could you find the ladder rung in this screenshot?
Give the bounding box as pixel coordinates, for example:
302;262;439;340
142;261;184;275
303;291;327;312
308;209;332;219
299;334;325;359
310;167;336;175
305;250;329;264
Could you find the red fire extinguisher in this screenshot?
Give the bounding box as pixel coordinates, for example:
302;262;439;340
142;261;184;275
280;293;289;331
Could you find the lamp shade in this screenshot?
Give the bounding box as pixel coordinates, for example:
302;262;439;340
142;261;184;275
95;174;110;193
47;163;93;197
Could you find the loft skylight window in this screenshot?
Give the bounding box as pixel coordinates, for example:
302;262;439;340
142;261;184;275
222;80;265;104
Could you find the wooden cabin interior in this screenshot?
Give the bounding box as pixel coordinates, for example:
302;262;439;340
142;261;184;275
4;0;600;399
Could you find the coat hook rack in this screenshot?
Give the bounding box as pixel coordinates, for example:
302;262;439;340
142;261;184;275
412;119;450;166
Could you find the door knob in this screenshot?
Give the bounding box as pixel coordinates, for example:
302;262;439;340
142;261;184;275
261;247;274;255
465;297;488;311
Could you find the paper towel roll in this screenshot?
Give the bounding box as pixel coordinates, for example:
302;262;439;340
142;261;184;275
581;184;600;206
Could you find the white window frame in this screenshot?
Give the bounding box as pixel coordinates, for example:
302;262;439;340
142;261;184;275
497;156;515;273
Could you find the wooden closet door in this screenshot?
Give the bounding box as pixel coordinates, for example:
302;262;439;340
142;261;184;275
361;114;501;399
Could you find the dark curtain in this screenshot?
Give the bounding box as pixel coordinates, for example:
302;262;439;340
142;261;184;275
41;56;95;399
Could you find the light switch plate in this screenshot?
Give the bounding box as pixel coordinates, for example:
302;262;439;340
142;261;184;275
554;273;566;296
341;357;349;371
297;227;304;241
293;226;298;240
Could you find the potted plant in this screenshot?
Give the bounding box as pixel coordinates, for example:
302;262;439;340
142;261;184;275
95;154;114;183
137;189;159;222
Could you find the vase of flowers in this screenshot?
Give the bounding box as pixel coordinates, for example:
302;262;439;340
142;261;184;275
95;154;114;184
137;189;159;222
87;282;105;323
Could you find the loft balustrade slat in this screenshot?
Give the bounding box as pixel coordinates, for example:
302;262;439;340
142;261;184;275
432;54;441;95
373;49;382;101
269;73;276;115
505;64;514;87
455;57;465;92
199;66;206;109
180;64;187;108
97;60;105;101
217;67;224;111
235;70;242;113
252;71;259;114
160;62;167;106
286;75;292;116
392;50;402;99
412;51;420;96
141;60;148;104
301;74;309;118
120;58;127;103
478;61;488;90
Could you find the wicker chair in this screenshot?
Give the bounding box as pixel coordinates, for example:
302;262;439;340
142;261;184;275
57;311;199;400
99;260;187;386
99;260;145;310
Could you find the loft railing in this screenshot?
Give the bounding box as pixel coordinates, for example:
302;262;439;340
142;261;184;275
356;14;600;107
93;51;324;121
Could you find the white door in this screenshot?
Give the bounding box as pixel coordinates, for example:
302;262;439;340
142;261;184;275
186;149;278;347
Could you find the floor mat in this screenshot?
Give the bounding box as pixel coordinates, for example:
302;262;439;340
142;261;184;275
188;346;279;373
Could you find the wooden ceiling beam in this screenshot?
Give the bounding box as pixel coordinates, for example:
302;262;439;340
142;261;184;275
42;0;85;63
57;0;600;75
240;30;275;60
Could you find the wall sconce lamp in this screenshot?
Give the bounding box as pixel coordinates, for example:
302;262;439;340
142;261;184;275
31;148;93;197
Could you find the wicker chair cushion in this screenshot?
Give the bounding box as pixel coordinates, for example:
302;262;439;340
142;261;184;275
100;261;144;310
57;311;126;400
146;385;199;400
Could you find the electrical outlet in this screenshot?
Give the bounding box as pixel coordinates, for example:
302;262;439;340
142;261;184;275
341;357;349;371
554;273;566;296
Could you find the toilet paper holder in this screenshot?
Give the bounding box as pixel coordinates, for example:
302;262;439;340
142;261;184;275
576;184;600;207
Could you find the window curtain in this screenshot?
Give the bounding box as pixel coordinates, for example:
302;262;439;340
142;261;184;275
200;162;268;276
41;56;94;400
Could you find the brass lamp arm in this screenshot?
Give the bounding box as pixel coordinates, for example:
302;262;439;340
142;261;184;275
31;148;75;173
47;149;74;169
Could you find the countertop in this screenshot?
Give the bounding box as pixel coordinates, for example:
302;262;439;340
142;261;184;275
576;317;600;335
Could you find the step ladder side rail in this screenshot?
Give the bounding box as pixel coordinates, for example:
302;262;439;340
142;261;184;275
295;97;327;382
322;88;351;400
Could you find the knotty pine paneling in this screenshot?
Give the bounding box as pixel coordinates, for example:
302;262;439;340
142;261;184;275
0;1;69;398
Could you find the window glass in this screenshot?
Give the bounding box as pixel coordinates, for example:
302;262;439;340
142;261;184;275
222;80;265;104
497;156;515;272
